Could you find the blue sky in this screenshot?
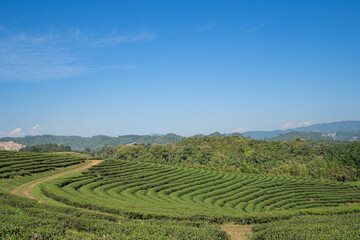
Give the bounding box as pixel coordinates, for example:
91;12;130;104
1;0;360;137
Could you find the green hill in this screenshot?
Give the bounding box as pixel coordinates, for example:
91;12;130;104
0;134;183;151
0;132;245;151
99;136;360;182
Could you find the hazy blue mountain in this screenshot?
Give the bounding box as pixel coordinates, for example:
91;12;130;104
267;130;360;142
242;130;286;139
266;131;331;141
194;132;244;138
208;131;226;137
243;120;360;139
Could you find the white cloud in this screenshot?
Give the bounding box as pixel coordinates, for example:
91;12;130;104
9;128;25;137
282;121;312;130
233;128;246;133
0;130;6;138
30;124;42;135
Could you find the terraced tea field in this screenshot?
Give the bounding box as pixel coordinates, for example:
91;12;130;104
0;150;86;178
41;159;360;220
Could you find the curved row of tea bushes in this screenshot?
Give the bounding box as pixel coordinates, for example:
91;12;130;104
0;193;228;239
0;150;85;178
41;159;360;220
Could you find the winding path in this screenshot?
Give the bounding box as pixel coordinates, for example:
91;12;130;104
11;160;102;203
221;224;253;240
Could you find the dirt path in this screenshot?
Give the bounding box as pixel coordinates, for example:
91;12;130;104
11;160;102;203
221;223;253;240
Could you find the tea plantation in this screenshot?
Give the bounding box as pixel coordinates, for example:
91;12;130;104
41;159;360;221
0;150;85;178
1;150;360;239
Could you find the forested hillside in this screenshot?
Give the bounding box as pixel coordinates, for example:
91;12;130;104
99;136;360;182
20;143;72;153
0;134;183;151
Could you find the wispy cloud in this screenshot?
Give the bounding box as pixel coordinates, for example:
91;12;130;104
0;30;156;82
131;33;156;42
240;22;264;33
282;121;312;130
96;64;139;70
196;21;217;32
92;32;156;47
30;124;42;135
93;36;128;47
0;32;88;81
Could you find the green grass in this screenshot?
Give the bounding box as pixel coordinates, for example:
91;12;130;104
0;192;228;239
0;150;86;179
250;212;360;239
40;159;360;221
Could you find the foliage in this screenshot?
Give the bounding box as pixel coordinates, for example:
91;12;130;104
20;143;72;153
0;134;183;151
0;193;228;239
250;212;360;239
98;136;360;181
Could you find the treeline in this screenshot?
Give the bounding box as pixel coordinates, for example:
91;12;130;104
1;134;183;151
98;136;360;182
20;143;72;153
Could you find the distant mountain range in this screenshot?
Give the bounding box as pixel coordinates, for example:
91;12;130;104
266;130;360;142
1;120;359;150
242;120;360;139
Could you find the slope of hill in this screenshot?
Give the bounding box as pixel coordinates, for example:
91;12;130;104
243;120;360;139
100;136;360;182
41;158;360;221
